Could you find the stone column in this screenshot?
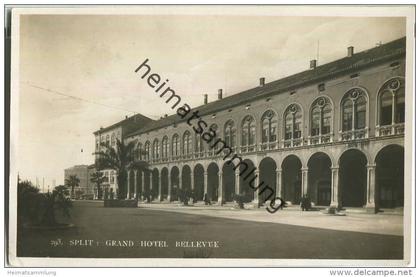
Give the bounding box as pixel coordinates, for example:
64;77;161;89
149;173;153;200
329;166;339;209
276;169;282;198
180;169;183;189
301;167;308;196
133;170;138;199
204;170;208;199
235;168;240;195
365;164;376;212
252;170;260;206
158;170;162;201
167;174;172;202
141;171;145;201
126;170;131;199
190;169;194;190
218;172;223;205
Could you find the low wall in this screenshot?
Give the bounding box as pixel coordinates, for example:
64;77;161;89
104;199;138;208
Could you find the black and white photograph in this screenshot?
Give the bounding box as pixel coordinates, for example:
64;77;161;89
5;4;415;269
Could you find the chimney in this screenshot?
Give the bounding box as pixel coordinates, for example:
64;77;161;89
347;46;354;57
259;77;265;87
218;89;223;100
204;94;208;104
164;114;168;117
310;59;317;69
125;115;128;119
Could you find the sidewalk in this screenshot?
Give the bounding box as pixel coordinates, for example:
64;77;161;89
138;202;404;236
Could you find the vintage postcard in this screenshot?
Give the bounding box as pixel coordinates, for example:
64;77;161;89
6;5;415;267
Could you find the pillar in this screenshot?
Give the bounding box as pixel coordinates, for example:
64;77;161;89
126;170;131;199
252;170;260;206
365;164;376;212
180;169;183;190
218;172;223;205
190;168;194;191
167;173;172;202
133;170;138;199
235;168;240;195
301;167;308;196
276;169;282;198
329;166;339;209
141;171;145;200
158;170;162;201
149;173;153;200
204;170;208;198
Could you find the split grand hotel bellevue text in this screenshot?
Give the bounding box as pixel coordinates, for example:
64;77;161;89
94;37;407;213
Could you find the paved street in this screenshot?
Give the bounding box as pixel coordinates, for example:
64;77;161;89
17;201;403;259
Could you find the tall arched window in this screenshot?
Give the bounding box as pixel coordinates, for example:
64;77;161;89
241;115;256;148
162;136;169;159
310;97;332;136
224;120;236;148
284;104;302;140
152;139;160;159
144;141;150;161
379;78;405;126
183;131;192;155
341;88;367;132
172;134;180;157
195;133;204;154
111;133;116;146
137;143;142;160
209;124;218;154
106;135;110;146
261;110;277;143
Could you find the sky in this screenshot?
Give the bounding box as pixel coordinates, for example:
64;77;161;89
16;12;406;188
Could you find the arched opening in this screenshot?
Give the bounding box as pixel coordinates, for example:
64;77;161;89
193;164;205;201
181;165;192;191
160;168;169;200
170;167;180;201
308;152;332;206
144;170;151;198
259;157;277;203
339;149;367;207
207;163;219;202
137;170;143;199
239;159;256;202
222;162;235;203
282;155;302;204
151;169;159;200
375;145;404;208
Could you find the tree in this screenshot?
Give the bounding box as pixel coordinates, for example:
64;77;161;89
40;185;72;226
90;171;106;199
94;138;149;199
17;179;42;224
65;175;80;199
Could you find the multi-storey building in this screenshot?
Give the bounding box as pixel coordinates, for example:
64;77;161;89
64;165;94;197
93;114;154;196
98;37;407;213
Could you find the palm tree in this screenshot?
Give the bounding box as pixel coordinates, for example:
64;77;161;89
94;138;149;199
65;175;80;199
90;171;106;199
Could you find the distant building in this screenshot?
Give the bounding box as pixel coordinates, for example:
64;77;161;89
64;165;95;197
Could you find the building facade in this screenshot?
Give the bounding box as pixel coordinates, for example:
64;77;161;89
99;37;407;213
64;165;95;197
93;113;154;197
